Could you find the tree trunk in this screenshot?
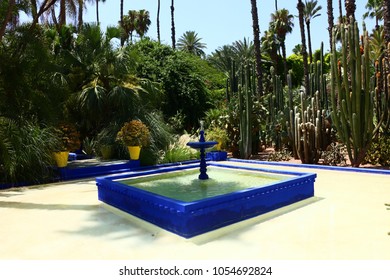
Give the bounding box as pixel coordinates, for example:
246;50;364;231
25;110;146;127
171;0;176;49
120;0;124;46
78;0;83;31
59;0;66;27
338;0;343;23
297;0;310;96
0;0;15;41
345;0;356;22
306;21;313;64
384;0;390;44
250;0;263;96
327;0;334;52
157;0;161;43
96;0;99;24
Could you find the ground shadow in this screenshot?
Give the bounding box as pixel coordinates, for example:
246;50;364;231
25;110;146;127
0;201;97;211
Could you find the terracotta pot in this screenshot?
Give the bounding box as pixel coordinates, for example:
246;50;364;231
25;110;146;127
127;146;141;160
53;151;69;168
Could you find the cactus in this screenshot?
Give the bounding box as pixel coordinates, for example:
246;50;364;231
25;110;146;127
330;18;380;167
292;90;331;164
238;63;253;159
286;41;332;164
267;66;285;151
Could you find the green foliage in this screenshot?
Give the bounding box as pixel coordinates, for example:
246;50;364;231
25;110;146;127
117;120;150;147
267;149;292;162
130;39;213;128
321;143;347;166
286;54;304;87
0;118;59;185
363;135;390;166
158;134;198;164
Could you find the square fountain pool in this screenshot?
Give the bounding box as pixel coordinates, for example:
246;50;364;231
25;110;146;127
96;162;316;238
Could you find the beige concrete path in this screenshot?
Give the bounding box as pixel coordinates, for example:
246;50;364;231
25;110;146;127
1;161;389;260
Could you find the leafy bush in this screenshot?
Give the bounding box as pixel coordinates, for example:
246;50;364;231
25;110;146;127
363;136;390;166
159;134;199;164
267;149;292;162
321;143;347;166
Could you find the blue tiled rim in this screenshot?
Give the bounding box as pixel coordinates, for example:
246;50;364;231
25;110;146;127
228;159;390;175
96;162;316;238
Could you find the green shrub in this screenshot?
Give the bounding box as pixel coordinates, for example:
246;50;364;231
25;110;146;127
321;143;347;166
363;136;390;166
0;118;59;185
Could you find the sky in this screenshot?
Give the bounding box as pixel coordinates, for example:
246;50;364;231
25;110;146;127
83;0;375;56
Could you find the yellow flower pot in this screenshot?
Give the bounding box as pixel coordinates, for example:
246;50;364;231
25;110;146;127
53;151;69;168
127;146;141;160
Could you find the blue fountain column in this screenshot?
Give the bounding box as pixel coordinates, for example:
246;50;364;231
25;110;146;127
186;124;217;180
198;129;209;180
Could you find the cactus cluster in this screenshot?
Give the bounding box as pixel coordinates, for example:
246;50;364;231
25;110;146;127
330;18;379;167
286;42;331;164
291;90;331;164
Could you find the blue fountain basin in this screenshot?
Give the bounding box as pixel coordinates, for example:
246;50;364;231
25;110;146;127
186;141;218;149
96;162;316;238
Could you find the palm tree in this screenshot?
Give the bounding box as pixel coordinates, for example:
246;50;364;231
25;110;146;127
270;8;294;84
135;9;151;39
177;31;207;57
171;0;176;49
250;0;263;96
345;0;356;22
262;29;279;71
304;0;322;64
327;0;334;51
122;10;137;43
157;0;161;42
364;0;384;30
297;0;310;95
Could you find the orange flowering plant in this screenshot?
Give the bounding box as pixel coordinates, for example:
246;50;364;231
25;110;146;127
116;120;150;147
54;123;81;151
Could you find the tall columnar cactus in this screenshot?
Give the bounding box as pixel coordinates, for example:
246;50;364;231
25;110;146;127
238;64;253;159
330;19;380;167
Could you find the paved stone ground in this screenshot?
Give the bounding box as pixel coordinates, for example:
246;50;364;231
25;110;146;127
1;161;389;260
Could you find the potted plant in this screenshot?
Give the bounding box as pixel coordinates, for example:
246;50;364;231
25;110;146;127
53;123;81;167
206;126;229;161
116;119;150;160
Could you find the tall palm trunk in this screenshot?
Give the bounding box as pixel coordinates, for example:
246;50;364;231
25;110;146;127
345;0;356;22
306;20;313;64
0;0;15;41
275;0;278;10
250;0;263;96
60;0;66;27
120;0;124;46
338;0;343;23
78;0;84;31
327;0;334;51
96;0;99;24
171;0;176;49
157;0;161;43
384;0;390;44
297;0;310;96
